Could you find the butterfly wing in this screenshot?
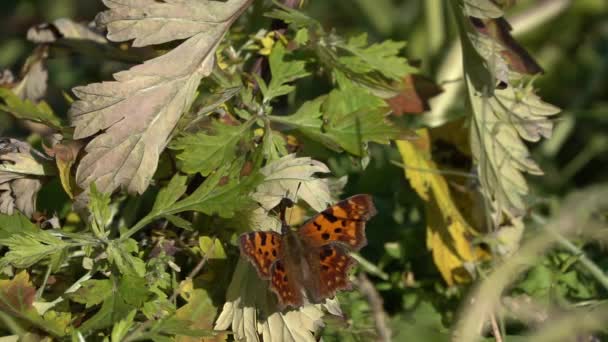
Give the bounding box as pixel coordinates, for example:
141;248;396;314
298;194;377;251
270;260;305;309
239;231;282;279
307;243;356;302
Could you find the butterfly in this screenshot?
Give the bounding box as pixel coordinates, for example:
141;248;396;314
239;194;377;310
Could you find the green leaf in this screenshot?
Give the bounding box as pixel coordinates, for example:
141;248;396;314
198;236;226;260
263;129;289;161
338;33;410;81
152;175;189;212
265;2;321;29
67;279;113;308
163;214;193;231
111;309;137;342
165;158;262;219
78;290;133;333
171;120;253;176
262;42;310;101
88;184;111;238
78;275;149;333
107;239;146;277
0;88;63;129
322;80;402;155
0;230;70;268
270;96;341;151
0;212;39;240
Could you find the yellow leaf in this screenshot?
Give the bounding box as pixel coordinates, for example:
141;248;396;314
198;236;226;260
397;130;480;285
49;141;83;199
258;32;276;56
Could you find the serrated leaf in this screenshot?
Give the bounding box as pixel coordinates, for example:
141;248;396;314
107;239;146;277
0;211;38;239
111;309;137;342
215;259;325;342
468;81;560;216
265;3;320;28
252;154;331;212
269;96;341;151
0;88;62;130
322;80;402;155
152;175;189;212
78;275;149;333
452;1;561;219
67;279;113;308
0;230;70;269
262;42;309;101
469;18;543;77
338;33;410;81
172;120;253;176
396;130;479;286
89;184;111;238
165;158;262;218
70;0;253;195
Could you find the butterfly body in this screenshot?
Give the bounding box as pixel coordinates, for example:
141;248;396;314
240;194;377;310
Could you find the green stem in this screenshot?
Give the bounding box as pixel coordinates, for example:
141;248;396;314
35;265;52;300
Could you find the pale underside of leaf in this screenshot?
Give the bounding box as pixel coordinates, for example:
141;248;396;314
468;79;560;216
70;0;252;194
215;253;325;342
462;0;504;19
252;154;332;212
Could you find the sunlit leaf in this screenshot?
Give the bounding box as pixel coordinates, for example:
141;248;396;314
397;130;479;285
70;0;253;195
252;154;331;212
172;120;254;176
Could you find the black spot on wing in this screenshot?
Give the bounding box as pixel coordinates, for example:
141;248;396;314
313;221;322;231
260;232;267;246
322;211;339;223
322;233;330;240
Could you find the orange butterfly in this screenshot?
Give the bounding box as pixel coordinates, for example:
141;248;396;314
239;194;377;309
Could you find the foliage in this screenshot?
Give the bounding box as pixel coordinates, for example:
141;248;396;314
1;0;608;341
